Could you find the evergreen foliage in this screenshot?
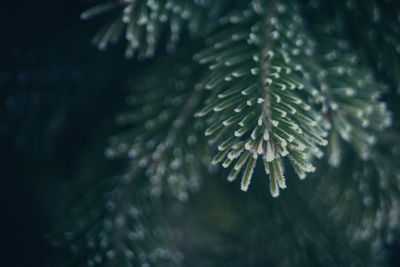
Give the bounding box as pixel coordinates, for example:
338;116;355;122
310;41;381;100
49;0;400;266
105;50;208;200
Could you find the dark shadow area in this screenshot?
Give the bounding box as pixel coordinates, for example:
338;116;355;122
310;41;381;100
1;1;134;266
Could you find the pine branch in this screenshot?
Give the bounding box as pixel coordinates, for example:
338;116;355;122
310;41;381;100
81;0;229;58
307;23;392;166
340;0;400;93
50;170;181;267
312;132;400;261
194;0;328;197
48;1;400;266
105;48;209;200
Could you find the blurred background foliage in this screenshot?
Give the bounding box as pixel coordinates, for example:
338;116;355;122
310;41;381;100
2;1;400;266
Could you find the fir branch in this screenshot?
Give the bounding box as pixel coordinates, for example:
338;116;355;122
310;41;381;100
48;1;400;266
106;49;209;200
49;171;181;267
81;0;229;58
315;132;400;260
308;21;392;166
339;0;400;93
195;0;328;196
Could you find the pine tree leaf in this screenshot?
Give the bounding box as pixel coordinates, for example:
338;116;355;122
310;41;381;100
49;172;182;267
81;0;228;58
339;0;400;93
310;24;392;166
106;50;208;200
316;132;400;256
195;0;328;196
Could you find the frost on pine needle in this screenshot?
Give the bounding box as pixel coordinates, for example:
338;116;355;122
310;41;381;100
81;0;226;58
195;0;327;196
106;52;207;200
311;24;392;167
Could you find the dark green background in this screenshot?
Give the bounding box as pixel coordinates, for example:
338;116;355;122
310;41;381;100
1;1;137;266
2;1;400;266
